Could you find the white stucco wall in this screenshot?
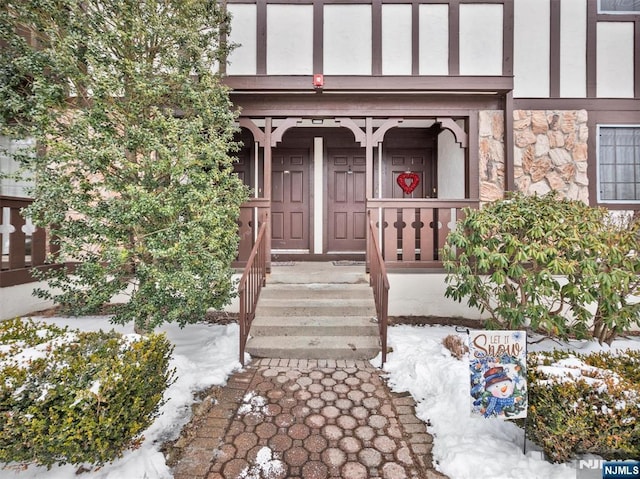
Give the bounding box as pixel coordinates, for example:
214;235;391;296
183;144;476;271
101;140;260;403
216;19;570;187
0;137;34;197
227;4;257;75
597;22;635;98
267;5;313;75
0;282;55;320
382;4;412;75
419;4;449;75
560;0;587;98
459;4;503;76
513;0;550;98
388;273;485;319
437;127;466;199
324;5;372;75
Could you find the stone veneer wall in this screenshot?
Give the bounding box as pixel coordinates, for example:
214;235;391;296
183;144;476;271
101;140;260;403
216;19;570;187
479;111;505;202
477;110;589;203
514;110;589;203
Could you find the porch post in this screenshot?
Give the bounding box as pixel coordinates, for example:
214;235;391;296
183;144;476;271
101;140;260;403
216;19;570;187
365;117;374;199
264;117;272;269
365;117;374;272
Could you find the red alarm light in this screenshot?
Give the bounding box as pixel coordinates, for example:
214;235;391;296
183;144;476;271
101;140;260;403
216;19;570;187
313;74;324;88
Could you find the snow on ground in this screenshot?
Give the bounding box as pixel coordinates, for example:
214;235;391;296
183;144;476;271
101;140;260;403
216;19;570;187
0;316;244;479
375;324;640;479
1;316;639;479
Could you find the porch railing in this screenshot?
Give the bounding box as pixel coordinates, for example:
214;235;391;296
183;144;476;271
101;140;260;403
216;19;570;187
366;199;479;268
367;210;390;366
238;215;269;366
235;199;270;268
1;196;59;287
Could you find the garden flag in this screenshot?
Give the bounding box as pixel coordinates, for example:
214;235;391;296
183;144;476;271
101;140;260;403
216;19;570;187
469;330;527;419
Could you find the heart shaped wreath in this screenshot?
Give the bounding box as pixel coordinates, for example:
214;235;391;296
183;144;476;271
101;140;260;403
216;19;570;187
397;172;420;195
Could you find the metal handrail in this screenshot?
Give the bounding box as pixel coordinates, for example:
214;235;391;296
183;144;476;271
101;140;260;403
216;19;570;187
238;217;268;366
367;210;390;366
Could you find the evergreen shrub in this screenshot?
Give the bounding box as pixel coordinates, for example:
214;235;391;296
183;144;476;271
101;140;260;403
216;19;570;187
443;192;640;343
526;349;640;462
0;318;174;468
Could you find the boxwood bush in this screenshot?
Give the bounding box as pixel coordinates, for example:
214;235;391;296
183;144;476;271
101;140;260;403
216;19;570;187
526;349;640;463
0;318;174;468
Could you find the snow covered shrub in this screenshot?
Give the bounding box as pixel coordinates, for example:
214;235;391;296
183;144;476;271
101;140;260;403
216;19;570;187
443;192;640;343
526;349;640;463
0;318;174;468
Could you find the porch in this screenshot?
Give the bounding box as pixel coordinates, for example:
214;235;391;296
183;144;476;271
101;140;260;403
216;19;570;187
2;197;478;286
235;198;478;270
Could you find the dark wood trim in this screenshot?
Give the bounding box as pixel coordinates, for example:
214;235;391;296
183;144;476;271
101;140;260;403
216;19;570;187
449;0;460;76
468;111;479;199
587;0;598;98
636;19;640;99
513;98;640;111
550;0;561;98
241;198;271;208
367;199;479;209
0;264;63;288
264;118;273;258
227;0;508;3
372;0;382;75
504;90;514;191
225;75;514;92
269;253;365;262
313;0;323;73
232;94;505;116
366;117;374;198
256;0;267;75
502;0;514;77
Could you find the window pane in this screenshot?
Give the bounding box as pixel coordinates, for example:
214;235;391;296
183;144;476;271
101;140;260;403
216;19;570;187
617;146;636;164
600;128;616;146
616;128;636;145
600;145;615;164
618;183;636;200
601;183;615;200
617;164;635;179
601;163;616;182
600;0;640;12
598;126;640;201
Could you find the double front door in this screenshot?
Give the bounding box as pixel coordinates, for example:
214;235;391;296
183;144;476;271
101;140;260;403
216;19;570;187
270;147;366;253
264;145;436;254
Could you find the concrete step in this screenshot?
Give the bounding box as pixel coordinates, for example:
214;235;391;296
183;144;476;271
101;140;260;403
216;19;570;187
245;335;380;360
246;262;380;360
255;303;376;317
259;283;373;301
249;316;379;337
268;263;368;285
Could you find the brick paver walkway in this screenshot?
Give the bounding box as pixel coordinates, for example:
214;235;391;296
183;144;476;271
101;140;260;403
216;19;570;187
172;358;448;479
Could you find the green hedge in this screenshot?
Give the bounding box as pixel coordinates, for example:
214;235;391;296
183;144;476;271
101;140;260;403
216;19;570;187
0;318;174;468
527;349;640;463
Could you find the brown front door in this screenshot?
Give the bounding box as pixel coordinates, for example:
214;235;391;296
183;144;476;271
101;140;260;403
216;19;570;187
271;148;310;250
326;149;367;253
383;149;436;198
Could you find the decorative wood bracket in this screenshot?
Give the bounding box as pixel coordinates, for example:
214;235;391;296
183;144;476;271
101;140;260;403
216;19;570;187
238;118;266;147
270;118;303;147
334;118;367;147
437;117;468;148
372;118;404;144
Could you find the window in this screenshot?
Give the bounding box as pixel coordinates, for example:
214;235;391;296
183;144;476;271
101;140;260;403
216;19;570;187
598;126;640;202
599;0;640;13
